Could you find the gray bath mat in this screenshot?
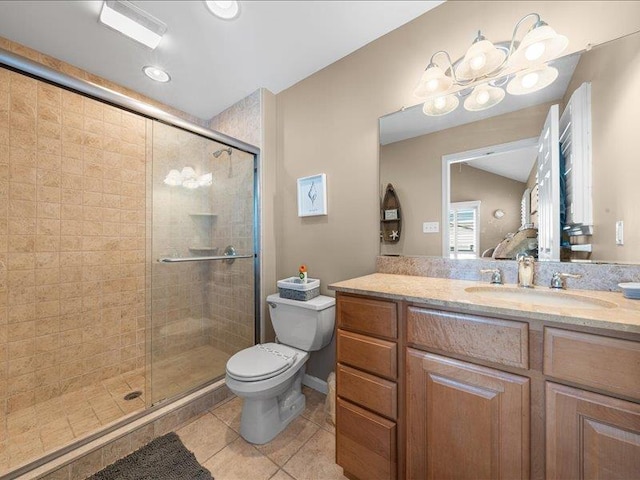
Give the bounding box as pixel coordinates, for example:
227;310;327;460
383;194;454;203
88;432;213;480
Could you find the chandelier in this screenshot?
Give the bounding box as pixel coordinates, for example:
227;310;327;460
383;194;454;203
414;13;568;116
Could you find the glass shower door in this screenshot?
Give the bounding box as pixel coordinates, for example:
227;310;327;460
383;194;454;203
150;121;256;404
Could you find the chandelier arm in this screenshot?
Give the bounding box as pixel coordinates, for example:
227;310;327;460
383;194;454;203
477;12;541;80
429;50;459;83
506;12;541;59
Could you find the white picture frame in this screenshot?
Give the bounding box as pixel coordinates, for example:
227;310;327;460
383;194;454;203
297;173;327;217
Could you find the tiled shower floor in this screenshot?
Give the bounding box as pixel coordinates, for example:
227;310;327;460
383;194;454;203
151;344;231;404
1;344;231;474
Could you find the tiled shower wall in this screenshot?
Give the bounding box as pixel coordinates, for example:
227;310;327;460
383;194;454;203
0;68;147;414
207;149;255;354
150;123;214;363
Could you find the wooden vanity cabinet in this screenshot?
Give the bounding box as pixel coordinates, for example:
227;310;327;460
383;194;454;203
335;293;399;480
543;327;640;479
335;291;640;480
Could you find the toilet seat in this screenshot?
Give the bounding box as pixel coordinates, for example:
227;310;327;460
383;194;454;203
226;343;298;382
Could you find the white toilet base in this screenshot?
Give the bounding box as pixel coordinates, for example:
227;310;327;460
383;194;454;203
238;366;306;444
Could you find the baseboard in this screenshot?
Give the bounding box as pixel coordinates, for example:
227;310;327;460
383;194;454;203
303;374;328;394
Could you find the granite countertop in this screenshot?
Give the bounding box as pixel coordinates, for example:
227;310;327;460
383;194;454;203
329;273;640;334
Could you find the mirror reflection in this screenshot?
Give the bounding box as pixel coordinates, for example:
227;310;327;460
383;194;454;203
379;30;640;263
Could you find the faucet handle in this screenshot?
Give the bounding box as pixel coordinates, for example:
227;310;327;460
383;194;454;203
550;272;582;289
480;268;503;285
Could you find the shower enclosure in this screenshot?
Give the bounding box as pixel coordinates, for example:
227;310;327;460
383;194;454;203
150;122;257;404
0;55;259;475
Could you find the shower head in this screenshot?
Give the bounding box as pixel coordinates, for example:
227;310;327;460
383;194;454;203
212;147;232;158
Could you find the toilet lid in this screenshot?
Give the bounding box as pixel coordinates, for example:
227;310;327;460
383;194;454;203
226;343;298;382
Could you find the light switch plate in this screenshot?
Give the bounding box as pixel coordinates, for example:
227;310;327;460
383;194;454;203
423;222;439;233
616;220;624;245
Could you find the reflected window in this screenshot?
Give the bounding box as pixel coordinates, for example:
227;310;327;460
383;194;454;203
449;201;480;259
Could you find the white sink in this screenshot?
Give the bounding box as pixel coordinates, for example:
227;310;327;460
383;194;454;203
465;286;618;309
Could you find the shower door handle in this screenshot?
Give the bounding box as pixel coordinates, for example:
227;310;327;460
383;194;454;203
157;254;253;263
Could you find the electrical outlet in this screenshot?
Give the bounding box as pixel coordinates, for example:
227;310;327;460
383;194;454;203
423;222;439;233
616;220;624;245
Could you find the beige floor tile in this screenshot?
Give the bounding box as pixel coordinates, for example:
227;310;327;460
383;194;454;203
269;470;295;480
301;387;334;433
283;429;347;480
210;396;242;433
256;416;320;467
203;437;279;480
176;412;238;464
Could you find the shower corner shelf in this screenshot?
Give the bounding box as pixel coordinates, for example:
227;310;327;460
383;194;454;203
189;212;218;217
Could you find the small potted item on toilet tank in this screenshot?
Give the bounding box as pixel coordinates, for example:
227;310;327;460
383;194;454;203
299;264;307;283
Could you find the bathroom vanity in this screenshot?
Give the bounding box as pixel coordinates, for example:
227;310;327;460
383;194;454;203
330;273;640;480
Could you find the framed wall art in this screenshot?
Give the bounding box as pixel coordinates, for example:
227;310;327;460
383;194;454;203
297;173;327;217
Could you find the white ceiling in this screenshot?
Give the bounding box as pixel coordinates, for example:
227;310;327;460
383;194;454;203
379;53;581;145
465;145;538;183
0;0;444;119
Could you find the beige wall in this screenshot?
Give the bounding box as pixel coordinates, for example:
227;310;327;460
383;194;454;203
451;165;525;256
275;1;640;299
379;103;552;256
563;31;640;262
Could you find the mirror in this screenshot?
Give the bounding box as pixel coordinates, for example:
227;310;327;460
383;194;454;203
379;30;640;263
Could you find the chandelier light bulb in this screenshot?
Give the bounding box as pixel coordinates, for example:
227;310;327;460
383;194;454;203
469;53;487;71
423;94;459;116
525;42;546;61
464;85;505;112
507;65;559;95
414;65;453;99
476;90;491;105
521;72;540;89
510;22;568;67
455;35;506;81
434;97;447;110
426;78;440;92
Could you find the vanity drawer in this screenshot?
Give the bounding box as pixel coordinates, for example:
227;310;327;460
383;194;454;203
338;294;398;339
407;306;529;369
544;327;640;399
337;363;397;419
337;329;397;380
336;398;397;480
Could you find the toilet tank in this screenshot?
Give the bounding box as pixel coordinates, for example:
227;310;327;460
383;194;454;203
266;293;335;351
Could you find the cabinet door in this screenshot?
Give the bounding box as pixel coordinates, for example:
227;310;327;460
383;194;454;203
546;382;640;480
406;349;530;480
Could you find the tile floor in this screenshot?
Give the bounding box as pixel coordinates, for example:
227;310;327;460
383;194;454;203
1;344;231;474
175;386;348;480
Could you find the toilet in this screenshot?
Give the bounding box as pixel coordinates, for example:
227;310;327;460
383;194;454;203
225;293;335;444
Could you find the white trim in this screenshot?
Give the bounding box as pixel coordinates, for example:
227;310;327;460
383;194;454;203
441;137;538;256
303;374;328;394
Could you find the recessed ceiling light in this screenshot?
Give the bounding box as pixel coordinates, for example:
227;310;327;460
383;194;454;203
99;1;167;50
143;66;171;83
205;1;240;20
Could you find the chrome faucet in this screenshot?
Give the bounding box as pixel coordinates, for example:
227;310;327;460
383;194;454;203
516;254;535;288
480;268;503;285
550;272;582;289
